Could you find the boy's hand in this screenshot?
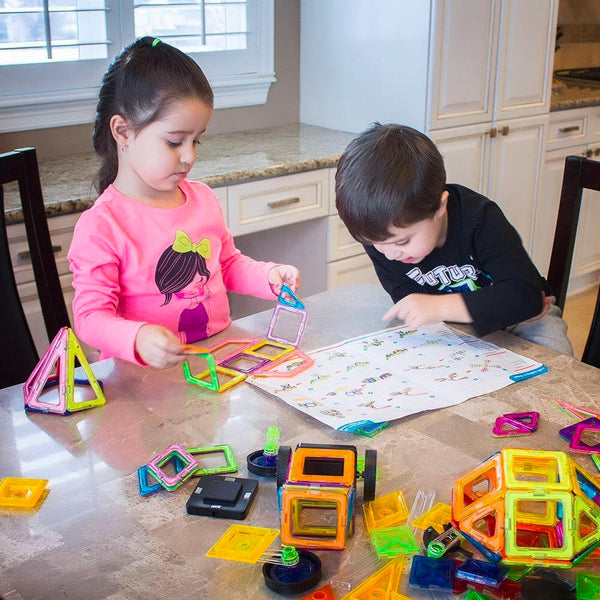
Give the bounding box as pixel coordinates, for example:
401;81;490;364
382;293;472;329
268;264;301;295
134;324;184;369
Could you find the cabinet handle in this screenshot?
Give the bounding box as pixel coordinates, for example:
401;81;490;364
487;127;498;138
267;197;301;209
18;245;62;261
586;149;593;158
500;125;510;136
558;125;580;133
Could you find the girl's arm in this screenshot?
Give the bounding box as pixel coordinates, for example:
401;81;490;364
68;215;148;364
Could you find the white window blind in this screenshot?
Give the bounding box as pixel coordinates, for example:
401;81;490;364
0;0;275;132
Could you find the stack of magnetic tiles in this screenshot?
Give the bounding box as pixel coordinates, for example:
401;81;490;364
137;442;238;496
182;285;312;393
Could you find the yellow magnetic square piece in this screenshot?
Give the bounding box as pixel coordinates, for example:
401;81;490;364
411;502;452;533
0;477;48;509
244;340;295;361
363;490;409;533
502;448;572;491
206;524;280;564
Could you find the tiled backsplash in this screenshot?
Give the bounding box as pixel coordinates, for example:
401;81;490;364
555;0;600;69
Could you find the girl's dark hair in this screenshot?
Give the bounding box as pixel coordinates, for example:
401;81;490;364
335;123;446;243
155;247;210;306
93;36;214;194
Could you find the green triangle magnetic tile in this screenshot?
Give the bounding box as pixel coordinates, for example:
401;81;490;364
577;572;600;600
0;477;48;509
183;354;219;390
370;525;419;557
465;591;487;600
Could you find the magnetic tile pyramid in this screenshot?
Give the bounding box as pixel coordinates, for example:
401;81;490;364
23;327;105;415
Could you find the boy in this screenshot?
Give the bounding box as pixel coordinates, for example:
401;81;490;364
335;123;573;356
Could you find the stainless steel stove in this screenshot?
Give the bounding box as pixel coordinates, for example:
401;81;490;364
554;67;600;88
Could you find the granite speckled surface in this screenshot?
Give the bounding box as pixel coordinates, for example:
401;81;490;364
1;285;599;599
4;123;356;225
551;78;600;111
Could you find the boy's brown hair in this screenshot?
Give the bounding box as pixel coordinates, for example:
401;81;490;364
335;123;446;243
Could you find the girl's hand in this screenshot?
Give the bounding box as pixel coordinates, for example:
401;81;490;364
134;324;184;369
268;264;301;295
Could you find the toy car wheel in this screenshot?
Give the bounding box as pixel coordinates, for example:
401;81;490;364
363;449;377;501
246;450;277;477
276;445;292;489
262;550;322;596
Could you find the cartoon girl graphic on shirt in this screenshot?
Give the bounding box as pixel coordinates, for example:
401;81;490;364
155;230;211;342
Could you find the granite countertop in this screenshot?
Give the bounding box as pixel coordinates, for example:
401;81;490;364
551;78;600;111
4;123;356;225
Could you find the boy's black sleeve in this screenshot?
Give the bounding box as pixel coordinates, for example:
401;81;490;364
462;201;544;336
364;245;423;302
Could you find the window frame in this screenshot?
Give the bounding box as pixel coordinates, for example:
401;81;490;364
0;0;275;133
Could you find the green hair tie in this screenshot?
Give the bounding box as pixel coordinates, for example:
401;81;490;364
152;38;162;47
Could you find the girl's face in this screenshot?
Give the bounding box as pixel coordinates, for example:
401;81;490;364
372;192;449;264
115;97;213;207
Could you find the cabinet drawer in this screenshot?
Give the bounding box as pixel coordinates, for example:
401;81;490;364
327;215;363;261
227;170;329;236
7;212;78;287
327;253;378;289
547;109;588;150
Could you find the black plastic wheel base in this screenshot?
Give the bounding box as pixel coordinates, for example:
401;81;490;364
262;550;322;596
246;449;277;477
276;446;292;488
362;449;377;501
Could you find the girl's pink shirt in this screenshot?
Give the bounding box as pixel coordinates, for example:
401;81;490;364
68;180;277;364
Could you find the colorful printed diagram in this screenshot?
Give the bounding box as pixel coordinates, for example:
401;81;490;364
248;323;547;431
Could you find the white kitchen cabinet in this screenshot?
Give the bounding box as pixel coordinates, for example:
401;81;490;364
431;114;547;251
532;107;600;295
301;0;557;133
300;0;557;256
428;0;556;129
325;170;379;290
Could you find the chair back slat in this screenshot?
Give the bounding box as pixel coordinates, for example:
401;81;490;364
547;155;600;368
0;148;71;388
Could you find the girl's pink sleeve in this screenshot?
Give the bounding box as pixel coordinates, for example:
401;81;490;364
218;225;279;299
68;215;146;365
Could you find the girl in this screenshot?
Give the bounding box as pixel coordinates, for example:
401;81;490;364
68;37;300;369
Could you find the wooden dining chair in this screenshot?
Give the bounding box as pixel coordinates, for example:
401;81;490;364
547;155;600;368
0;148;71;388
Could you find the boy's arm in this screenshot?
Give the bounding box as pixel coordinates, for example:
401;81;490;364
461;201;544;336
382;293;472;328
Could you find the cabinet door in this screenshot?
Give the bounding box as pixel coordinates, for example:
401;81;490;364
327;254;378;289
428;0;500;130
429;122;491;194
487;115;547;252
531;145;587;277
493;0;557;120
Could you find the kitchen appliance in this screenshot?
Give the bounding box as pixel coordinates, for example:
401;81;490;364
554;67;600;88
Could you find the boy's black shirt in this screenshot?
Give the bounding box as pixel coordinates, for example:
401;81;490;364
364;183;549;337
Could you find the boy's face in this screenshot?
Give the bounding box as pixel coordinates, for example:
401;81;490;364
372;192;448;264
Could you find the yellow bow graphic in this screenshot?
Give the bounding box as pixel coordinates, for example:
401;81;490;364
172;231;211;259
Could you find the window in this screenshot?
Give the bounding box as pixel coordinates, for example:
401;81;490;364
0;0;274;133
